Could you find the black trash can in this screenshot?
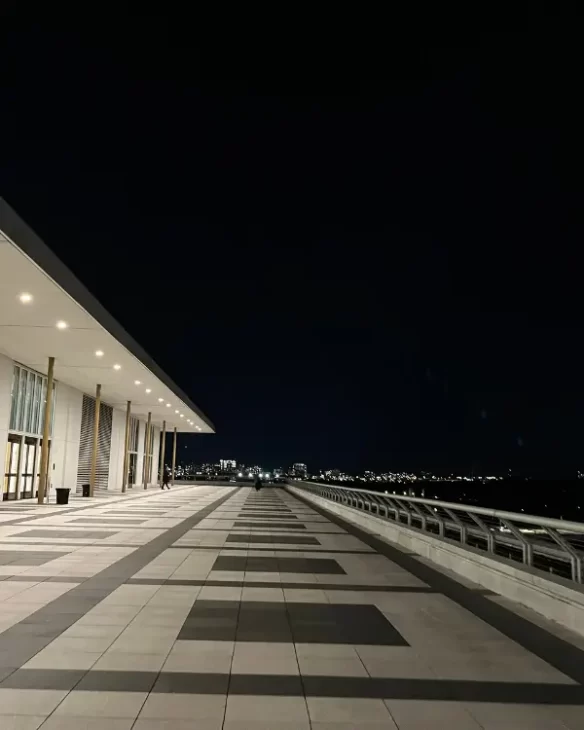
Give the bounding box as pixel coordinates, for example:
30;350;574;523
82;483;90;497
56;488;70;505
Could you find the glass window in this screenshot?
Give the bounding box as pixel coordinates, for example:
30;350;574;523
18;370;29;432
9;367;20;430
129;417;139;453
31;375;42;435
23;371;34;434
8;364;57;437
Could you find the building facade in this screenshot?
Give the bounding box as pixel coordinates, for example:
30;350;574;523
0;198;214;501
1;343;161;500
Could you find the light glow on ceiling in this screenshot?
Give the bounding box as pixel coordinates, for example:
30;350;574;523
113;364;121;370
56;320;69;330
18;292;33;304
95;350;104;357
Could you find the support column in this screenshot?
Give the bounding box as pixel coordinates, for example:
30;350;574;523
89;383;101;497
159;420;166;486
122;400;131;493
171;427;177;485
143;411;151;490
38;356;55;504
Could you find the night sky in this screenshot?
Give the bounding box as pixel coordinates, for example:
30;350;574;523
1;12;582;476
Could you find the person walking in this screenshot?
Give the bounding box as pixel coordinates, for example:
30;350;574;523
254;474;262;492
161;469;171;490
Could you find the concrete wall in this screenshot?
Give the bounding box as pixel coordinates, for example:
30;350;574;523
0;353;13;483
150;426;160;488
288;486;584;638
51;381;82;491
131;420;161;489
0;350;162;497
107;408;126;492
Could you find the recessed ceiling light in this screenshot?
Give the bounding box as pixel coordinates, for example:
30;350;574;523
175;409;179;414
180;414;184;418
134;380;141;386
95;350;104;357
56;320;69;330
19;293;33;304
113;364;121;370
158;397;164;403
145;388;152;394
166;403;171;407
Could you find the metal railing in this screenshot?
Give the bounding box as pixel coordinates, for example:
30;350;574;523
289;481;584;584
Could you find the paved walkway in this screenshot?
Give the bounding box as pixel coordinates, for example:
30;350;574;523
0;486;583;728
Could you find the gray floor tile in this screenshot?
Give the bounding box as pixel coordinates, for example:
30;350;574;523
38;718;135;730
307;697;396;724
53;690;148;718
138;693;226;720
0;718;46;730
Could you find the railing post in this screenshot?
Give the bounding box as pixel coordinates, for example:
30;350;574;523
544;527;583;583
469;513;496;553
406;500;428;530
444;508;467;545
393;498;413;526
500;519;533;567
422;503;445;537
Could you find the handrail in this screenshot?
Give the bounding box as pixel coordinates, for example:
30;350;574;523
293;481;584;532
288;480;584;584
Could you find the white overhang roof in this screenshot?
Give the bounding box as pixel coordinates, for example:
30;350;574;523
0;198;214;433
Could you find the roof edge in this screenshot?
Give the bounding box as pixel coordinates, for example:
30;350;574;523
0;197;215;432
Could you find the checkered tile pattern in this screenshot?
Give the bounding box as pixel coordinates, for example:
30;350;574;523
0;485;583;729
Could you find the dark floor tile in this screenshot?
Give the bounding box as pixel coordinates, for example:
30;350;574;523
0;551;68;566
178;625;237;641
153;672;229;694
186;602;239;619
226;534;319;545
278;557;346;574
239;514;297;519
288;603;409;646
0;668;85;690
236;626;293;642
234;522;306;530
16;529;116;539
229;674;303;695
70;518;147;525
212;555;344;574
76;670;158;692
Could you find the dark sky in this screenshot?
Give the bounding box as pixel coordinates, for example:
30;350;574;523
1;11;583;476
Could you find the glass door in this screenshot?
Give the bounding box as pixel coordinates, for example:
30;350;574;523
128;453;137;487
34;438;50;500
3;435;21;501
21;437;38;499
